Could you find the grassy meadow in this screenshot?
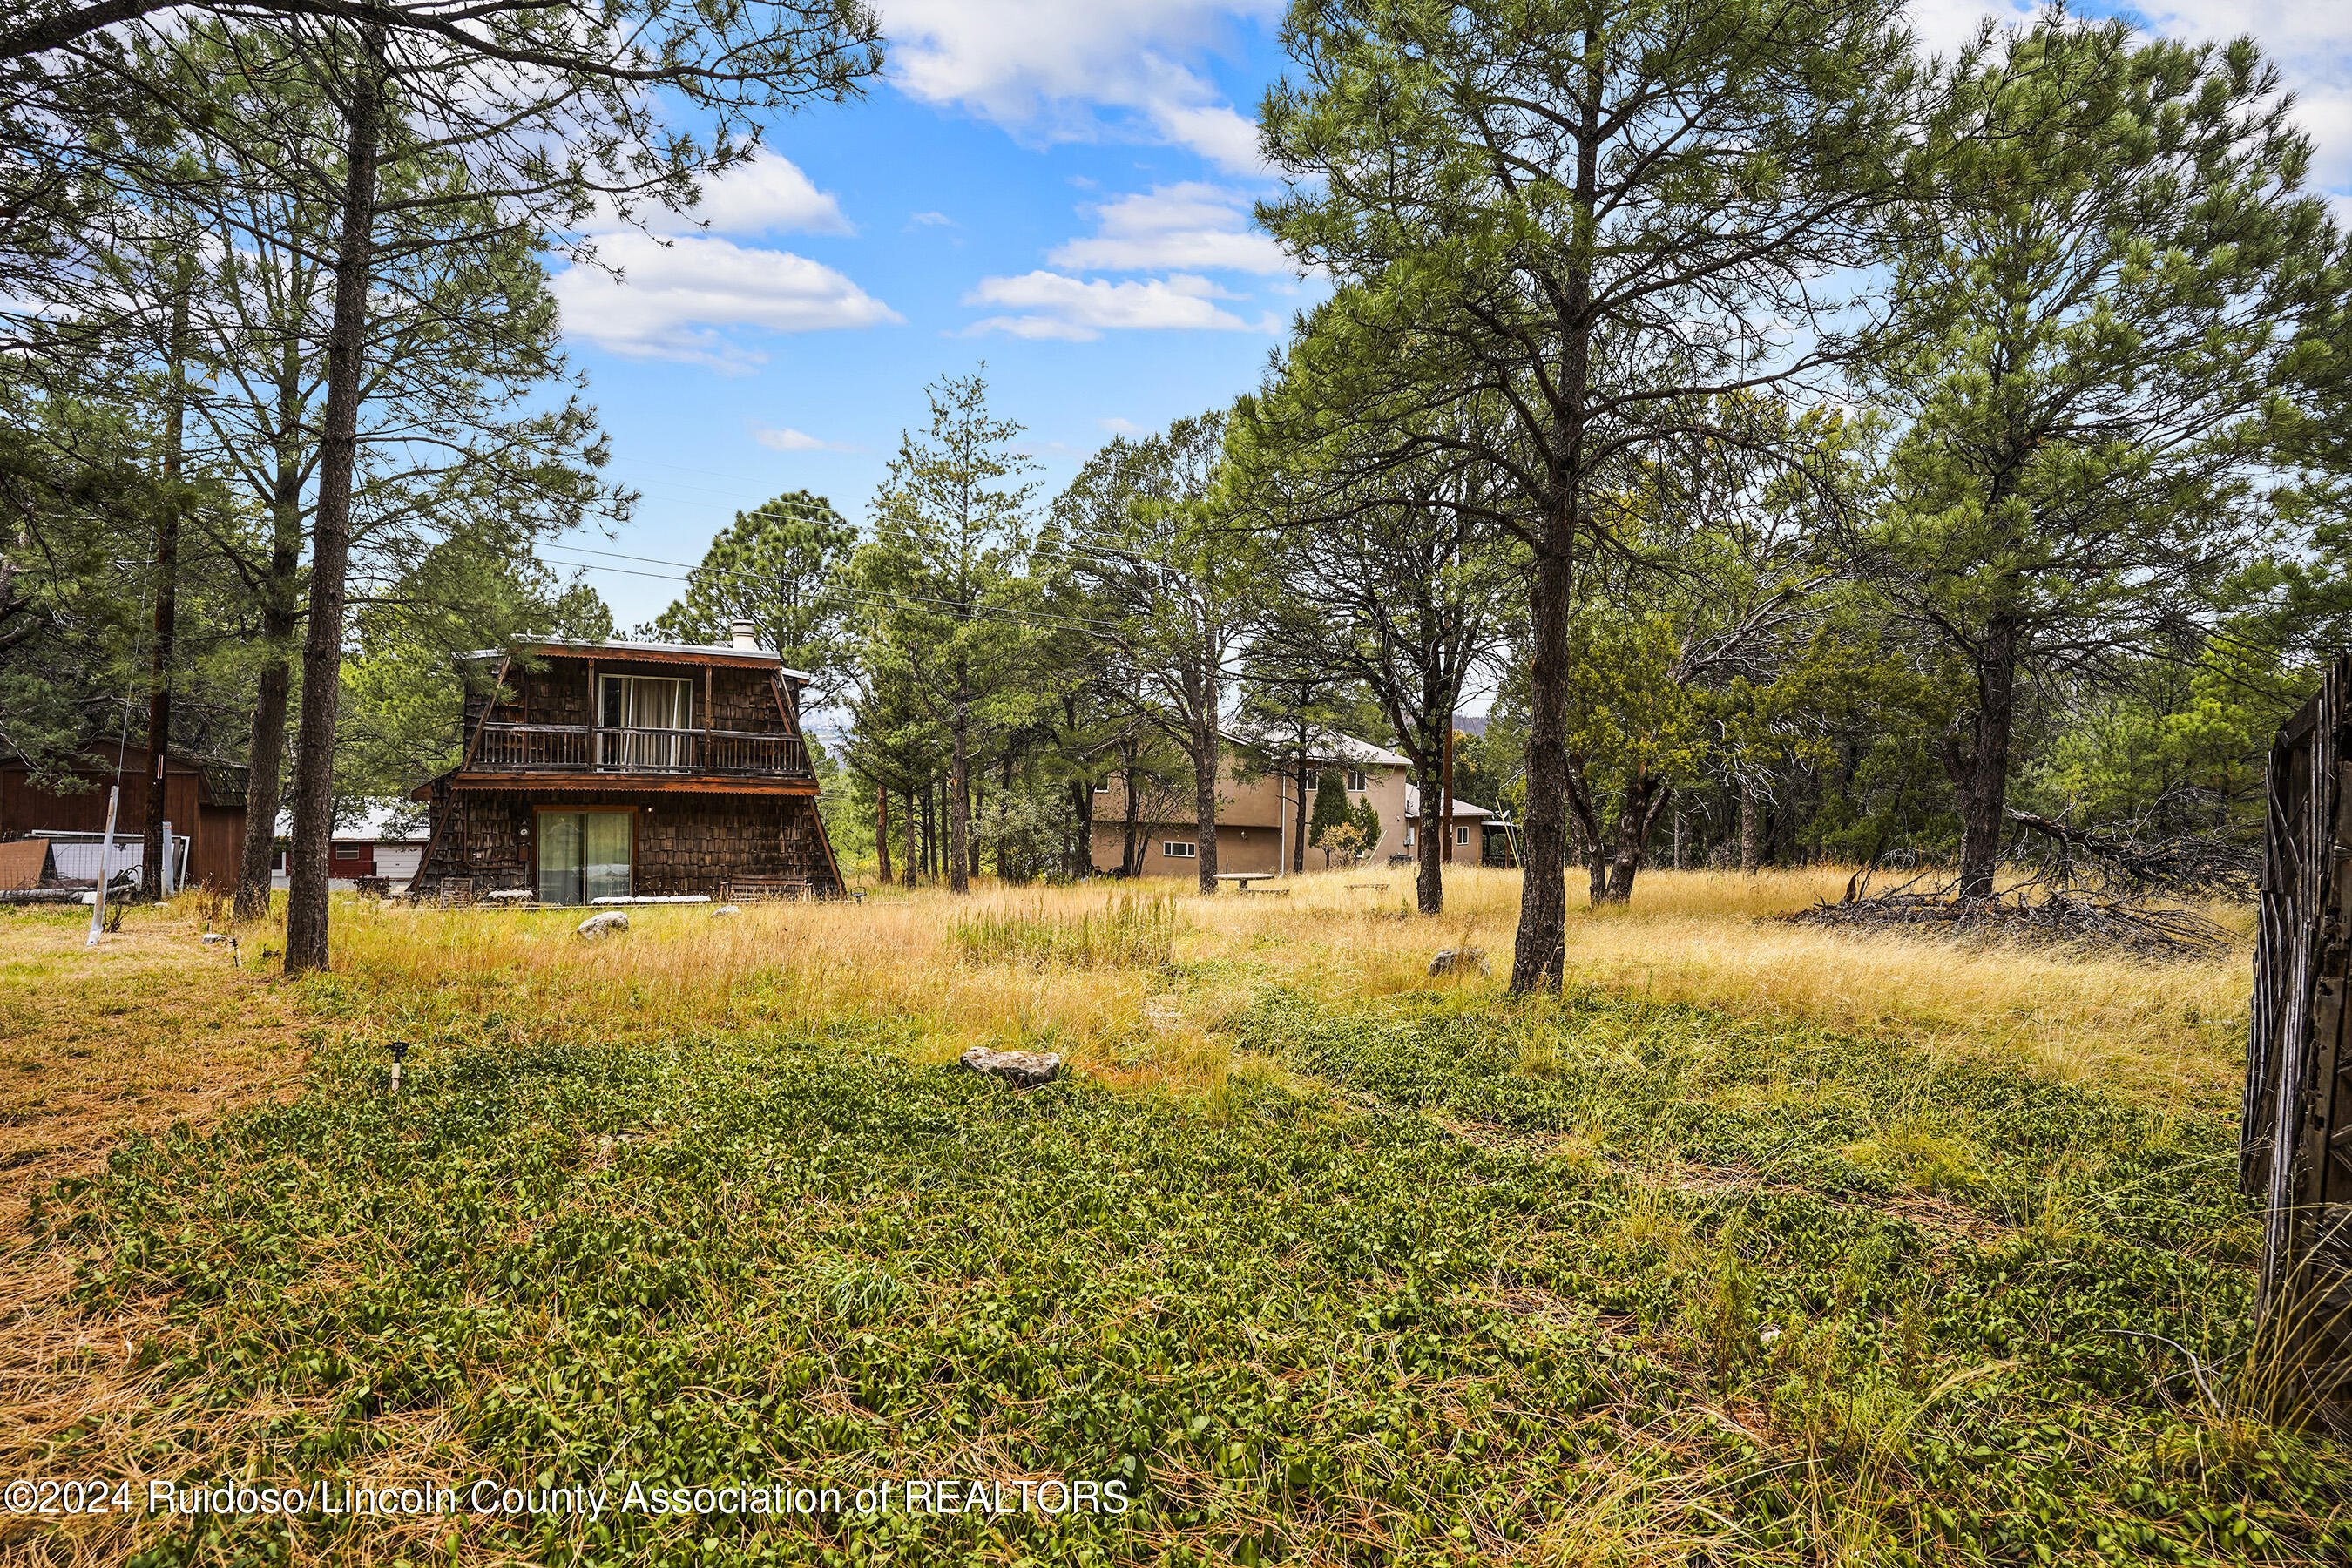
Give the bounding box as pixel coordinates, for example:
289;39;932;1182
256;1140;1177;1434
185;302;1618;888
0;867;2341;1566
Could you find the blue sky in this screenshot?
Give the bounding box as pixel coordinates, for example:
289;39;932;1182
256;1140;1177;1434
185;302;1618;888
544;0;2352;631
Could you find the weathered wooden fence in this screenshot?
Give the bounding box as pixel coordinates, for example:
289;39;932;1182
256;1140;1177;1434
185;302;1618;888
2243;653;2352;1430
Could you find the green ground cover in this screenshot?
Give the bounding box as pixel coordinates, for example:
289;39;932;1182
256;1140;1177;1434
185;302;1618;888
19;970;2350;1566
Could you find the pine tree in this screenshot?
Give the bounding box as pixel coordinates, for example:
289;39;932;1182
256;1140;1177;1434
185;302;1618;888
1308;770;1350;867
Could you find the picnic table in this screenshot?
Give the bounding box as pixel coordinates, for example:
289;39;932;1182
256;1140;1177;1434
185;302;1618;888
1213;872;1289;895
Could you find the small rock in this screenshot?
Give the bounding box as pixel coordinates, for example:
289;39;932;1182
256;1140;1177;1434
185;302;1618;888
200;932;228;944
1428;946;1491;978
712;904;742;917
959;1046;1062;1090
576;910;630;940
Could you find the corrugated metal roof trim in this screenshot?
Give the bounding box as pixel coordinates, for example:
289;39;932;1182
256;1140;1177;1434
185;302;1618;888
459;638;818;681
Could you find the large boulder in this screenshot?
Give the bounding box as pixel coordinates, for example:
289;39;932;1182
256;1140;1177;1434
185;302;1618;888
1428;946;1490;978
577;910;630;940
959;1047;1062;1090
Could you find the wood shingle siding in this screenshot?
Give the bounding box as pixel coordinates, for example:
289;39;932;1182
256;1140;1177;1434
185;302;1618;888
406;639;843;902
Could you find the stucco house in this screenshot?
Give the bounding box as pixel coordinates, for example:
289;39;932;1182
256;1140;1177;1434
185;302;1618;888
1088;728;1495;877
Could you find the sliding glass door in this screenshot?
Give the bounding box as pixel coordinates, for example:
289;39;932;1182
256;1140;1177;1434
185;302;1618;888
536;809;632;904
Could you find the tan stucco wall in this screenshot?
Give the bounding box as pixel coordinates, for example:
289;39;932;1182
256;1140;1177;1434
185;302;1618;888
1087;741;1414;877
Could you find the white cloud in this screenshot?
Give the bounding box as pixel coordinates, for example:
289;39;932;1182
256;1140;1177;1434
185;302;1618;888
615;151;851;238
553;233;901;369
1048;182;1295;274
752;424;863;452
963;271;1277;340
909;210;957;227
1100;416;1147;435
875;1;1277;172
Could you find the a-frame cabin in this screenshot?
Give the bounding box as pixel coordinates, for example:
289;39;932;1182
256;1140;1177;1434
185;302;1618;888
406;625;842;902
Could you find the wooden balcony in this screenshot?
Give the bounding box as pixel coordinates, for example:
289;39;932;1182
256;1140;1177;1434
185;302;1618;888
471;723;809;777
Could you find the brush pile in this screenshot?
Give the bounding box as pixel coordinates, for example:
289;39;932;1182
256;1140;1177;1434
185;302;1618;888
1786;878;2235;957
1786;808;2251;958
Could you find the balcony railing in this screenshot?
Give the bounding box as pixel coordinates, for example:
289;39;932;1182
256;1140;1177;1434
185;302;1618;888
471;723;809;776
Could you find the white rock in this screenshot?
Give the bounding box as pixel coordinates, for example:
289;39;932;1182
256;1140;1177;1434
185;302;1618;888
712;904;742;918
959;1047;1063;1090
576;911;630;940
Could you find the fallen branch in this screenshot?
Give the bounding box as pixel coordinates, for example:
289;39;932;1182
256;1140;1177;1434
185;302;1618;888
2006;808;2259;902
1784;884;2234;958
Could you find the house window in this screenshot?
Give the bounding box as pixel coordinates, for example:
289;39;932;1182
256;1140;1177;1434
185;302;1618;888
1092;781;1111;793
1347;768;1368;792
1162;841;1198;859
598;675;694;768
1455;825;1471;847
334;844;360;861
537;808;632;905
1404;827;1416;848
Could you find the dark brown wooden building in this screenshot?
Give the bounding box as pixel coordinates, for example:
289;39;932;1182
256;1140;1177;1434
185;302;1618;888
0;740;249;891
406;631;842;902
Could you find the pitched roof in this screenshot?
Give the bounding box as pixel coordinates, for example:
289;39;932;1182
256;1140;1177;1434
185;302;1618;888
1223;724;1409;769
1403;784;1495;821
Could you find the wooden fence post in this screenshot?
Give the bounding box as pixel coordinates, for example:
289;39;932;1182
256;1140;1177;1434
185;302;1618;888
2244;651;2352;1432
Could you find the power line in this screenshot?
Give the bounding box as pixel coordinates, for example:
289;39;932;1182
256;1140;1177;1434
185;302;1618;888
533;548;1123;636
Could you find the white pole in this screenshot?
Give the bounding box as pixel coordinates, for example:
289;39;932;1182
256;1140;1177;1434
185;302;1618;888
161;819;174;897
86;783;121;946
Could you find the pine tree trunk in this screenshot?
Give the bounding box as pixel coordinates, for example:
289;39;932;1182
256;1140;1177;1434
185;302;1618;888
1605;779;1669;902
140;272;191;900
233;649;292;922
1440;721;1456;868
1292;759;1311;874
1192;725;1218;896
233;314;314;923
1563;756;1609;906
948;678;970;895
1953;614;2021;900
875;784;893;883
901;787;916;887
1416;751;1444;916
1121;743;1141;875
1513;539;1575;990
921;778;935;879
1740;781;1760;875
994;751;1015;881
283;30;382;974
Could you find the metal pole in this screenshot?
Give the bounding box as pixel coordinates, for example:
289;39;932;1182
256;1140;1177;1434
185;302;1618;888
161;820;175;896
86;784;121;946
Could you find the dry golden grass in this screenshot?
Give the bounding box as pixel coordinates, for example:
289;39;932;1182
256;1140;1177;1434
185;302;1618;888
317;862;2249;1109
0;869;2274;1567
0;898;318;1227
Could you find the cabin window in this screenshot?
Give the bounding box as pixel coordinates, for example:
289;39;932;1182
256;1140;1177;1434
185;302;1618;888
334;844;360;860
1347;768;1368;792
1092;781;1111;793
537;808;632;905
1455;825;1471;847
1162;841;1198;859
598;675;693;768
